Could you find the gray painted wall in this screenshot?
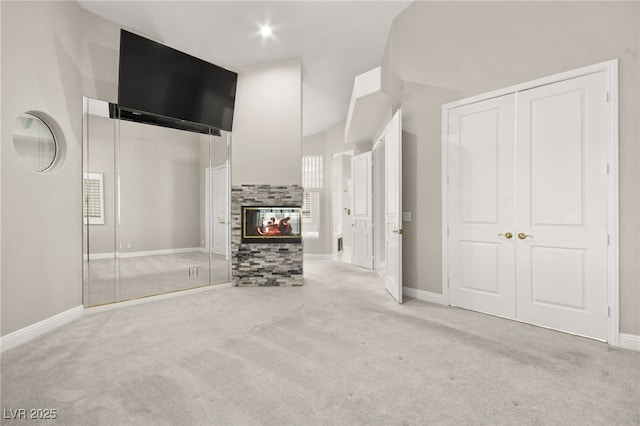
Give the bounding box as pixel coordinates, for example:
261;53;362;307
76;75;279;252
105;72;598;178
118;120;203;253
232;57;302;186
383;1;640;335
2;1;86;335
1;2;303;336
300;131;326;254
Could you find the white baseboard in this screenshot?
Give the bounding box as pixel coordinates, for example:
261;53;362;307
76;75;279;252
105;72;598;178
400;288;637;350
3;287;634;354
1;283;234;352
619;333;640;351
0;305;84;353
119;246;205;259
87;247;205;260
403;287;447;306
304;254;333;260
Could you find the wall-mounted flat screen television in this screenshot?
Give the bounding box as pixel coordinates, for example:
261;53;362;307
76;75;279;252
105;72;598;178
118;29;237;132
242;207;302;244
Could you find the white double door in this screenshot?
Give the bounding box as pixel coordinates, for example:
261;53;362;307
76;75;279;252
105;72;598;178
446;72;610;340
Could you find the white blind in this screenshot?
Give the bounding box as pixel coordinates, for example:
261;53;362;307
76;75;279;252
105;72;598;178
302;155;323;189
302;191;319;223
83;172;104;225
83;179;102;218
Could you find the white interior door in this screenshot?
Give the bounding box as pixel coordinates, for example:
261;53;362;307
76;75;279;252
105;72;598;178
351;151;373;269
384;110;403;303
445;69;612;341
447;94;517;318
212;165;229;259
514;72;609;340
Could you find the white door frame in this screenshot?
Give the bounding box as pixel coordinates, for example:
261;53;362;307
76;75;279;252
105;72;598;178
441;59;619;345
372;137;385;272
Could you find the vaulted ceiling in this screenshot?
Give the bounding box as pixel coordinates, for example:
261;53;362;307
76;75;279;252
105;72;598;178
77;1;412;136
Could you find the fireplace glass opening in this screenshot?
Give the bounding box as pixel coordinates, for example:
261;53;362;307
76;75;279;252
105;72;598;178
242;206;302;243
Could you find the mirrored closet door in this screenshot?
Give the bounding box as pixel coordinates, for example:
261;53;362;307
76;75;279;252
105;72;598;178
82;97;230;308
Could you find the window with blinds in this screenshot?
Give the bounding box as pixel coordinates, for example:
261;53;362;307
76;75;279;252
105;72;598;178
302;155;322;238
302;191;319;222
302;155;323;189
83;172;105;225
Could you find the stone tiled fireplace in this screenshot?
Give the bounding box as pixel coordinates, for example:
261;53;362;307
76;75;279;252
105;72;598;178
231;184;304;286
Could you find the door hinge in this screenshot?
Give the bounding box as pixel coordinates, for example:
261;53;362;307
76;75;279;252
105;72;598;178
606;92;610;103
447;227;450;237
605;162;610;175
446;176;450;186
608;306;611;317
447;278;450;288
607;234;610;245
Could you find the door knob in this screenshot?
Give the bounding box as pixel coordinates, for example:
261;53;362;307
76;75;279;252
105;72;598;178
518;232;533;240
498;232;513;239
393;229;404;235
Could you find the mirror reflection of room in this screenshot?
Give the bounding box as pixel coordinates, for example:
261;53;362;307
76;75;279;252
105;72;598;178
83;98;230;307
13;113;58;173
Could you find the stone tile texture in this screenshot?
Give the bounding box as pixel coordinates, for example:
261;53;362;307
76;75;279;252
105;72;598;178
231;185;304;286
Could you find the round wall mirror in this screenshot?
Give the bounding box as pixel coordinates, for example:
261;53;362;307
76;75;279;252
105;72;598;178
13;113;58;173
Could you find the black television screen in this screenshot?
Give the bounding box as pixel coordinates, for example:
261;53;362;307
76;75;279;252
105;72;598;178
118;29;237;132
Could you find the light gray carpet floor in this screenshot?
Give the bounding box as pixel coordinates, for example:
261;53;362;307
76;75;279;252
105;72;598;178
1;259;639;425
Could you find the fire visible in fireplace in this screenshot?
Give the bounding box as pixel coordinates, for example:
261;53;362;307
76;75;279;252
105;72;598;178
242;206;302;243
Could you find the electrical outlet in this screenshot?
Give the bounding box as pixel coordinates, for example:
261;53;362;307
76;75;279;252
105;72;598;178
188;266;197;277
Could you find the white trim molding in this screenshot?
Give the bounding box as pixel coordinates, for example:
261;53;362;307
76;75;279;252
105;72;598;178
86;247;206;260
618;333;640;352
402;287;447;306
0;305;84;353
303;254;333;260
120;247;206;259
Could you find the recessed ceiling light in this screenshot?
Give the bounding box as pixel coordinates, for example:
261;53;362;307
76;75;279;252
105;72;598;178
260;25;273;38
